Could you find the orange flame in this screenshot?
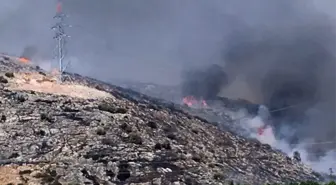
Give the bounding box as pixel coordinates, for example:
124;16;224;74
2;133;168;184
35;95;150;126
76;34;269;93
18;57;30;63
56;2;62;13
182;96;208;108
183;96;196;107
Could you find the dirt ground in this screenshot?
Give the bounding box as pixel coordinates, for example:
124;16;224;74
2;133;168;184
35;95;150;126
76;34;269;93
6;71;112;100
0;164;43;185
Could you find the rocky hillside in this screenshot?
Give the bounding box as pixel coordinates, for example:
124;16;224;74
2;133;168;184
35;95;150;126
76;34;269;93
0;56;321;185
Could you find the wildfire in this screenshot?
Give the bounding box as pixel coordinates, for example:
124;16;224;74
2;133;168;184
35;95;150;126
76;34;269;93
182;96;208;108
18;57;30;63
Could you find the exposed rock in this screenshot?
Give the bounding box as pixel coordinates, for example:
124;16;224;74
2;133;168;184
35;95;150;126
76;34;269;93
294;151;302;162
0;56;321;185
5;72;14;78
0;76;8;83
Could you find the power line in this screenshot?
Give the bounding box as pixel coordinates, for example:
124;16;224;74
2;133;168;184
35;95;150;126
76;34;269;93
229;101;307;122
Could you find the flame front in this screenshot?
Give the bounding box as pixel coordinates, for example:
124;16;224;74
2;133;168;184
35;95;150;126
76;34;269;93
182;96;207;108
18;57;30;63
182;96;196;107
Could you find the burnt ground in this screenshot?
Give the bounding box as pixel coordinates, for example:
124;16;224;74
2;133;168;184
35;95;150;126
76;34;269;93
114;80;263;137
0;56;322;185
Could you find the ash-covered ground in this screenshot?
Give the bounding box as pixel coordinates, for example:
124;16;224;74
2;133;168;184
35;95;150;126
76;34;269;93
0;0;335;183
0;54;327;185
113;77;336;174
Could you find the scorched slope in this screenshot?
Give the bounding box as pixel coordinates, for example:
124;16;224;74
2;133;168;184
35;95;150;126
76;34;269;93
0;56;320;185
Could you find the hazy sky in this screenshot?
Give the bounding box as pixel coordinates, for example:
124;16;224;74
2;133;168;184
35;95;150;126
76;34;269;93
0;0;334;85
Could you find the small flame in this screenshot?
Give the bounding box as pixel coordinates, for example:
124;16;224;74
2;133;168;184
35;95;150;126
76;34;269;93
56;2;62;13
182;96;208;108
18;57;30;63
183;96;197;107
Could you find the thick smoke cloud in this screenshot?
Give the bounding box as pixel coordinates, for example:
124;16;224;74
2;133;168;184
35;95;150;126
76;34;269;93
222;18;336;143
181;64;228;100
60;0;240;84
180;0;336;163
1;0;229;84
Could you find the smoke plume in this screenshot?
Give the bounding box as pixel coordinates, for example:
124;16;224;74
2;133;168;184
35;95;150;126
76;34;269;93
181;64;228;100
178;0;336;171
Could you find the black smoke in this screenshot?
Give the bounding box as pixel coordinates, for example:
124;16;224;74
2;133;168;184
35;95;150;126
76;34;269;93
181;64;228;100
20;46;37;59
181;2;336;151
225;26;335;147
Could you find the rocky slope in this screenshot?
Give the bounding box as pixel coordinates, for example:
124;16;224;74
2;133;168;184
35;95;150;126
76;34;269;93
0;56;321;185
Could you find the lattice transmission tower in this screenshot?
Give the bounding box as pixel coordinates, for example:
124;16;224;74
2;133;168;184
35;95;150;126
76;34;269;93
51;0;71;82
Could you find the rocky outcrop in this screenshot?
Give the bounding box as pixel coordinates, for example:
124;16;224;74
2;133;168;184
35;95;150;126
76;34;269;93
0;57;321;185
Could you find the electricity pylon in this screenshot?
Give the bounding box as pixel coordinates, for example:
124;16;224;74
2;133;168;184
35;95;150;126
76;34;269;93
51;0;71;82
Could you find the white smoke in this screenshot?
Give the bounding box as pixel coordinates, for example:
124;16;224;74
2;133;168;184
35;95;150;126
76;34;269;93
247;116;276;146
237;106;336;173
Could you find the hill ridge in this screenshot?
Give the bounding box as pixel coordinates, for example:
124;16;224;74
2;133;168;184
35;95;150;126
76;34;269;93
0;56;321;185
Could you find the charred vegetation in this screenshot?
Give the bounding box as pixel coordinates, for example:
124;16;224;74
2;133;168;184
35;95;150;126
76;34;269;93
0;53;322;185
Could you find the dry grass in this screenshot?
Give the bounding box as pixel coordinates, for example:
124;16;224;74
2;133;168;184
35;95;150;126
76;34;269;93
7;72;112;99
